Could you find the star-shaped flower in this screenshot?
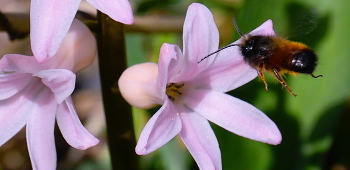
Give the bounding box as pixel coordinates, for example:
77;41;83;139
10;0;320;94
119;3;281;170
0;19;98;170
30;0;134;63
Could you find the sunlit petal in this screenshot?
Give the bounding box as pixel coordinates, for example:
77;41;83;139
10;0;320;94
33;69;76;104
30;0;81;63
56;97;99;149
183;89;282;145
87;0;134;24
179;111;221;170
248;19;275;36
0;73;32;100
191;42;257;92
26;88;57;170
0;77;43;146
46;19;97;73
178;3;219;82
157;43;182;100
118;62;162;108
136;100;182;155
0;54;48;73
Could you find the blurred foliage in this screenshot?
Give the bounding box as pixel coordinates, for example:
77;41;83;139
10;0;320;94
0;0;348;169
127;0;350;169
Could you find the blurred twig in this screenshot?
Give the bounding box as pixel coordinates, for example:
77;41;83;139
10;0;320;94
0;12;184;39
0;12;29;40
125;15;183;33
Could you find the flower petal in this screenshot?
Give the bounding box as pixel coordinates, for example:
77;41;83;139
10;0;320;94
26;88;57;170
179;111;221;170
0;77;43;146
165;45;184;82
248;19;275;37
182;89;282;145
56;97;99;149
192;19;276;92
136;99;182;155
191;43;257;92
33;69;76;104
0;73;32;100
0;54;48;73
118;62;162;108
30;0;81;63
45;19;97;73
157;43;182;100
177;3;219;82
87;0;134;24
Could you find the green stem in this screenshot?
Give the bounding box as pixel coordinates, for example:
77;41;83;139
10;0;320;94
97;11;139;170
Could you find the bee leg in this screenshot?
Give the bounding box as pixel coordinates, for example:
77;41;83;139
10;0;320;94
311;73;323;78
257;69;269;91
271;68;297;97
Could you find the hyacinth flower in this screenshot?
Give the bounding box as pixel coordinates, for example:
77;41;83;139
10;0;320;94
0;19;99;170
30;0;134;63
118;3;282;170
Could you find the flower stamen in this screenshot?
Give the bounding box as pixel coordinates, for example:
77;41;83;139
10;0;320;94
166;83;184;101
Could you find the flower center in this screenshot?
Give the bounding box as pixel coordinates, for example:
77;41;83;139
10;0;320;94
166;83;184;101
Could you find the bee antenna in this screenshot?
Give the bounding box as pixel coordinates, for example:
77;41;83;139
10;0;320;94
232;17;244;37
197;17;244;64
198;44;240;63
311;73;323;78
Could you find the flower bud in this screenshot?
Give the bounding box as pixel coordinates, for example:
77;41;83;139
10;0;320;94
118;62;162;109
47;19;97;72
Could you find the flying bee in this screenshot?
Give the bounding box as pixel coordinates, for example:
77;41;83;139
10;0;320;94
198;18;322;96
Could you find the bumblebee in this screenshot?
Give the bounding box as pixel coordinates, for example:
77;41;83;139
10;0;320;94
199;19;322;96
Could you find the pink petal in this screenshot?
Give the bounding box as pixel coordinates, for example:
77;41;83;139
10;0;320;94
26;88;57;170
0;77;44;146
30;0;81;63
44;19;97;73
192;19;276;92
136;99;182;155
118;62;162;108
191;41;257;92
182;89;282;145
0;73;32;100
33;69;76;104
10;19;96;72
157;43;182;100
165;44;184;81
176;3;219;82
56;97;99;150
248;19;275;36
0;54;49;73
87;0;134;24
179;111;221;170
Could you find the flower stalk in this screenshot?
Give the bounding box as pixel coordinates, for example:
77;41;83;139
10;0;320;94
97;11;139;170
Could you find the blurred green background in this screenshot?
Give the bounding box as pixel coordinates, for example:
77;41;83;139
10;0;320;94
126;0;350;170
0;0;349;169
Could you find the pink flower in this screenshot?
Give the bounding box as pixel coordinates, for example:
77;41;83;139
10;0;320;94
119;3;281;170
30;0;134;63
0;19;98;170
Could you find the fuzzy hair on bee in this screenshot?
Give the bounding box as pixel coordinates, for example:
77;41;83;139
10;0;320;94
198;18;322;96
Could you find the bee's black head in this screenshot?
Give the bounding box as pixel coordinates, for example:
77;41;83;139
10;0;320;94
241;36;274;66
